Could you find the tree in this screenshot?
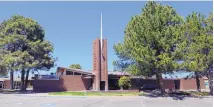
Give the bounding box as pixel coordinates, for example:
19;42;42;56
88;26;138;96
181;12;212;93
0;66;7;76
118;76;131;90
113;42;143;76
0;15;56;91
69;64;82;69
205;12;213;95
114;1;183;94
0;33;24;89
113;43;133;72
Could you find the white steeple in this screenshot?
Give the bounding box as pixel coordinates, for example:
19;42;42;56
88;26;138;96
100;12;103;51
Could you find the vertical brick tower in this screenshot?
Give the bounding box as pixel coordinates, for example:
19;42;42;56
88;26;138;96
92;38;108;91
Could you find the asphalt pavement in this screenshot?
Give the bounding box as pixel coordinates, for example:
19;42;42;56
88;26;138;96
0;94;212;107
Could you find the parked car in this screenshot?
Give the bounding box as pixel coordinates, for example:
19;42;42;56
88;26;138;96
139;84;158;91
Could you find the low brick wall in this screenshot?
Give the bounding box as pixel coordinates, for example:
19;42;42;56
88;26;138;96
130;79;175;90
33;80;64;92
60;75;91;91
163;80;175;90
33;76;207;92
4;80;10;89
33;75;92;92
179;78;206;91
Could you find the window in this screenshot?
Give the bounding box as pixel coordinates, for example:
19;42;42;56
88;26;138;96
74;72;81;75
66;71;73;75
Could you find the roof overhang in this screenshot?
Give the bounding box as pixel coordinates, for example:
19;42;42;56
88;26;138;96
57;67;94;76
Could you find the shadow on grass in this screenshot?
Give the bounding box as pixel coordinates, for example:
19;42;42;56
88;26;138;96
0;89;49;94
142;91;211;100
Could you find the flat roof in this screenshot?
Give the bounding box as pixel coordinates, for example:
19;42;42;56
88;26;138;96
57;67;94;76
58;67;132;76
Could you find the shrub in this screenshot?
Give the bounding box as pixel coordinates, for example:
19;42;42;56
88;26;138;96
118;76;131;90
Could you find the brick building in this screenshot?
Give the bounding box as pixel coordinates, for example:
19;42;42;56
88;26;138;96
32;66;208;92
32;38;209;92
0;38;209;92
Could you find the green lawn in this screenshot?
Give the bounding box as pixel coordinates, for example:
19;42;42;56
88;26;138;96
49;91;144;96
189;91;210;96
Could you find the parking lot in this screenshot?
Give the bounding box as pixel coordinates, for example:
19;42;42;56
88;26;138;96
0;94;212;107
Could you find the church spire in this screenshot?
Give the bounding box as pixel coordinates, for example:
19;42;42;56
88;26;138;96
100;12;103;51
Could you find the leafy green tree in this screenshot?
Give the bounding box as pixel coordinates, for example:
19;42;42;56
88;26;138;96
69;64;82;69
0;15;56;91
181;12;213;93
114;1;183;94
118;76;131;90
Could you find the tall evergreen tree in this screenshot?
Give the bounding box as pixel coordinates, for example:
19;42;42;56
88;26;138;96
0;15;56;91
114;1;183;94
181;12;212;93
205;12;213;95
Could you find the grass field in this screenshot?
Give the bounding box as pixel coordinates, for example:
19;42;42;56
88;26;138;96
49;91;144;96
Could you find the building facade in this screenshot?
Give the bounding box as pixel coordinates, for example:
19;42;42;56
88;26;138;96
31;38;209;92
32;67;209;92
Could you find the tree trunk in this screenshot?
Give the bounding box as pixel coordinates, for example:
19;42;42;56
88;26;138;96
195;72;201;92
24;70;30;91
208;77;213;95
207;70;213;96
156;72;165;94
120;86;123;90
20;69;25;92
10;71;14;90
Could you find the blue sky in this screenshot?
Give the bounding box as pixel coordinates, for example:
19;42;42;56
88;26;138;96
0;1;212;77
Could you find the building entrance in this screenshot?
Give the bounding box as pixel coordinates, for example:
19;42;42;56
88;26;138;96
100;81;105;90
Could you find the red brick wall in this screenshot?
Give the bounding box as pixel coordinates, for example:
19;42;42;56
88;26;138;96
101;39;108;81
131;78;206;91
163;80;175;90
180;78;206;90
33;80;64;92
101;39;108;90
130;79;175;90
61;75;91;91
4;80;10;89
92;38;101;90
33;75;92;92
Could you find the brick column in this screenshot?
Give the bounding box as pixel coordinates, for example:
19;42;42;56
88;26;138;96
92;38;101;91
101;39;108;91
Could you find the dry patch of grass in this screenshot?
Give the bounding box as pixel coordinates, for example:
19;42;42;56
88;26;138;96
49;91;144;96
190;91;210;96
